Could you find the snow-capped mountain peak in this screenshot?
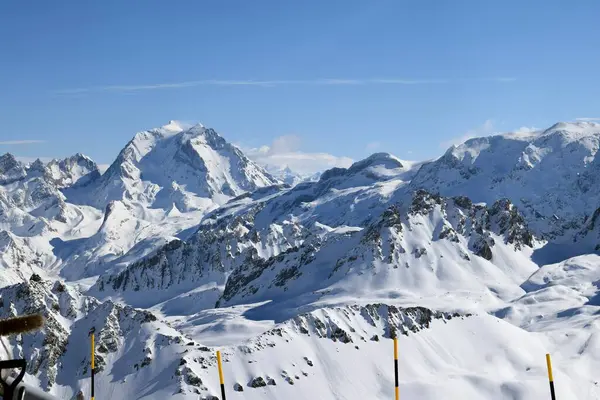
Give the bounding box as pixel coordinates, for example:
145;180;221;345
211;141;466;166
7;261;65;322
3;120;600;399
412;121;600;239
45;153;100;188
55;122;280;279
162;119;193;133
0;153;27;184
82;122;277;209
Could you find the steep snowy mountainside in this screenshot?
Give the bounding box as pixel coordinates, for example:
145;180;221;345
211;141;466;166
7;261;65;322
72;121;277;212
87;153;415;299
0;231;57;287
0;276;193;399
0;153;28;184
0;153;100;233
53;122;281;280
575;206;600;252
0;153;104;284
411;121;600;240
216;190;537;312
2;120;284;285
44;153;100;188
92;189;537;319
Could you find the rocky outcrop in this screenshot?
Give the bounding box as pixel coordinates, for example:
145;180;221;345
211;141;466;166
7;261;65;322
0;278;165;392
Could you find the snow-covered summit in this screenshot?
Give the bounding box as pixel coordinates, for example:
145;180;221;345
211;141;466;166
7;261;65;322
45;153;100;188
83;122;277;211
0;153;100;239
161;119;195;133
54;123;280;279
412;121;600;238
0;153;27;184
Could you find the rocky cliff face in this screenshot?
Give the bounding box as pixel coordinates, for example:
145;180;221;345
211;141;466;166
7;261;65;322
0;276;186;396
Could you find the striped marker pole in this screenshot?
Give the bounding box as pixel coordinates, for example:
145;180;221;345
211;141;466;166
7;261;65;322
394;337;399;400
91;333;95;400
217;351;226;400
546;354;556;400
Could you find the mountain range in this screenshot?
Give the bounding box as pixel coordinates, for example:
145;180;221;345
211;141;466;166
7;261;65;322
1;120;599;399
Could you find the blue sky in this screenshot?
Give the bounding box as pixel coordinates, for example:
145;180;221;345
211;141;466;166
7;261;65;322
1;1;600;172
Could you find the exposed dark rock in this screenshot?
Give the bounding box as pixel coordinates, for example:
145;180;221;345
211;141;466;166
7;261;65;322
413;248;427;258
453;196;473;209
410;190;443;215
249;377;267;388
472;237;493;260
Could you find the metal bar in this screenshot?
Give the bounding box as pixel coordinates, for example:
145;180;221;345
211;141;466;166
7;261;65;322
217;351;226;400
394;338;399;400
546;353;556;400
91;333;95;400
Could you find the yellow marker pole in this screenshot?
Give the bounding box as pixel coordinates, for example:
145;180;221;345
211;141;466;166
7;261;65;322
546;354;556;400
217;351;226;400
91;333;95;400
394;337;399;400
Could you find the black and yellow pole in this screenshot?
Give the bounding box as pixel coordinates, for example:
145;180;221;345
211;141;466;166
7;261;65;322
217;350;226;400
91;333;95;400
546;353;556;400
394;337;399;400
89;327;95;400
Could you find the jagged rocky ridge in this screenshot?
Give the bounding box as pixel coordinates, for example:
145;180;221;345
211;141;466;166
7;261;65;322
0;153;99;235
93;188;536;312
0;275;190;396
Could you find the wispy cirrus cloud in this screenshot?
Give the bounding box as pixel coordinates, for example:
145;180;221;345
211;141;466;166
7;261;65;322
576;117;600;121
55;77;516;95
0;140;46;145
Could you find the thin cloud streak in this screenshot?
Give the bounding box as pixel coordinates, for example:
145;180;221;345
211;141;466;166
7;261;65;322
55;77;515;95
576;117;600;121
0;140;46;145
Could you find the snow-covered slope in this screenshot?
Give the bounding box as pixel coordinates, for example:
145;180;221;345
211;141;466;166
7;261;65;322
0;154;103;286
91;186;537;319
0;154;96;234
55;122;279;280
71;121;277;212
4;280;599;399
411;122;600;241
2;120;600;399
0;276;193;399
